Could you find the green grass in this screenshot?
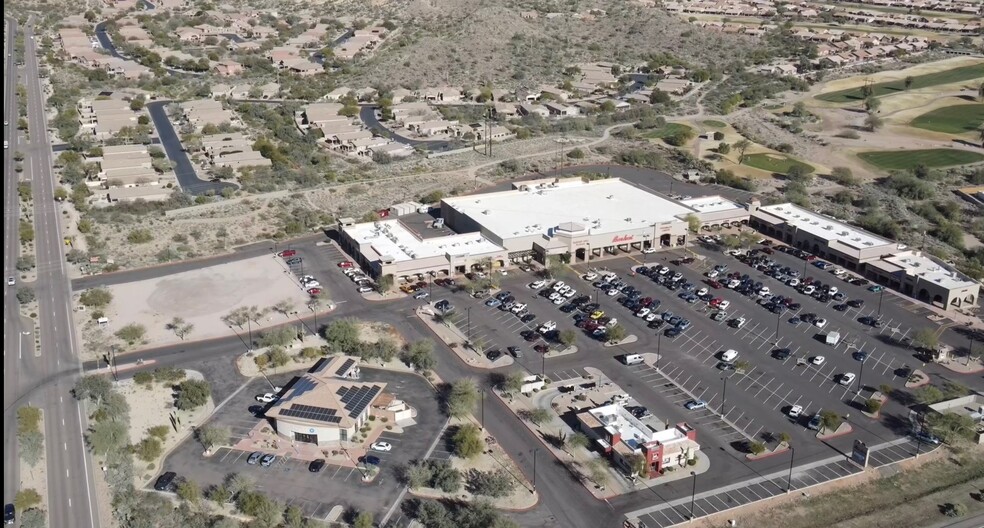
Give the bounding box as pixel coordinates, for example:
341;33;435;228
702;120;727;128
742;153;815;175
910;104;984;134
642;123;695;139
857;149;984;170
816;63;984;103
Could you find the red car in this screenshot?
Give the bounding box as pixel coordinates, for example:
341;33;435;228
805;255;817;262
278;249;297;258
307;288;322;296
337;261;354;268
761;247;774;254
707;280;723;289
709;298;724;307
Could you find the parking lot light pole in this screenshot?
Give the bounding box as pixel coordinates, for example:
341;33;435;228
466;306;472;341
481;390;485;430
856;358;865;394
532;448;539;493
721;376;728;417
656;332;662;372
247;318;253;352
689;471;697;521
786;446;796;493
877;288;885;316
774;309;781;344
594;288;599;304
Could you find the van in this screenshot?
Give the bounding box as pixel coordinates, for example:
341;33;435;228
721;349;738;362
621;354;644;366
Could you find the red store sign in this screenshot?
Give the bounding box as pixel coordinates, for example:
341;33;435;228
612;234;635;243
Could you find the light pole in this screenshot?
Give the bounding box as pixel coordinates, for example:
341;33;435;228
466;306;472;341
774;309;781;344
856;357;865;394
541;351;546;376
310;304;318;336
786;446;796;493
532;448;539;493
689;471;697;521
247;317;254;352
594;287;599;304
877;288;885;317
721;376;728;417
110;345;119;382
656;331;662;372
480;390;485;430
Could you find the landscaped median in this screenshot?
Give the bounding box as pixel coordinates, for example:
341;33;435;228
403;417;538;510
492;366;709;500
415;306;515;369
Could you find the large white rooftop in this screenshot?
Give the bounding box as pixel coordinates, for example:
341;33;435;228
344;219;503;263
679;195;744;214
442;178;692;239
758;203;894;252
878;251;976;290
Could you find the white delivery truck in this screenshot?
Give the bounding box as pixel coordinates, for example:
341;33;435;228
826;331;841;346
621;354;645;366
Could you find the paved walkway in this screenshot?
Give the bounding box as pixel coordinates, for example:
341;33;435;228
625;437;938;528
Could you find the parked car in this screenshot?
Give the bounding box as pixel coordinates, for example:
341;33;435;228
787;405;803;418
2;504;12;525
807;413;823;431
357;286;373;293
361;455;381;466
154;471;177;491
309;459;327;472
684;399;707;411
810;356;826;366
337;261;354;268
278;249;297;258
838;373;856;386
255;393;278;403
914;431;941;445
370;441;393;452
507;346;522;358
773;348;792;360
285;257;302;265
485;349;502;361
307;288;322;296
260;454;276;467
247;452;263;465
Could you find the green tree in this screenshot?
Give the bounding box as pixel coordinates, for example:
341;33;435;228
717;142;731;155
568;432;590;450
175;379;211;410
558;329;577;347
452;423;484;459
587;459;610;486
904;76;914;90
778;432;791;446
16;288;35;305
911;328;939;351
500;372;525;394
153;367;186;384
864;114;883;132
284;504;305;528
376;273;394;293
73;375;112;403
322;318;361;352
115;323;147;344
734;139;752;164
914;385;945;405
606;324;627;344
19;430;43;467
146;425;169;440
526;407;552;426
445;379;479;417
354;511;374;528
820;410;842;433
177;479;202;504
863;96;881;113
865;398;882;414
926;412;975;443
134;436;163;461
19;509;45;528
18;406;42;433
748;441;766;455
14;489;41;511
86;420;128;455
468;468;516;497
197;425;230;450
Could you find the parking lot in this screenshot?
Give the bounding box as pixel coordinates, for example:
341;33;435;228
157;367;443;520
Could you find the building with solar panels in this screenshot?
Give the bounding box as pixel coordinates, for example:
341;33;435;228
266;356;393;446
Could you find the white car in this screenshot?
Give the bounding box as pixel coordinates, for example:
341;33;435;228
705;270;719;279
606;288;619;296
255;393;279;403
370;441;392;452
814;318;827;328
606;318;619;328
788;278;800;287
839;373;856;386
563;289;576;298
657;268;670;276
802;285;816;295
529;280;546;289
641;248;656;254
539;321;557;333
731;317;747;329
548;292;561;301
582;273;598;281
759;286;771;296
810;356;826;366
696;287;709;296
357;286;373;293
717;300;731;310
788;405;803;418
828;286;838;295
6;277;14;286
635;308;651;318
645;312;659;322
510;303;527;313
552;296;565;305
304;281;321;289
552;281;566;291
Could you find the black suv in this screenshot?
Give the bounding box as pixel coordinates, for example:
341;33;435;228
154;471;177;491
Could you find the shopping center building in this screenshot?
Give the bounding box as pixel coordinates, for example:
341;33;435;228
440;177;694;264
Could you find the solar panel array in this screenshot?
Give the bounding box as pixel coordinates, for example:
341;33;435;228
335;358;356;377
279;403;342;424
285;377;318;401
336;385;382;418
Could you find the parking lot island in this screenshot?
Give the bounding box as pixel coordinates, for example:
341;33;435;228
415;306;514;369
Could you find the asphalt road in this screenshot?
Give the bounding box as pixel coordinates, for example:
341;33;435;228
3;16;27;513
145;101;238;196
3;18;100;528
93;22;123;59
358;105;452;152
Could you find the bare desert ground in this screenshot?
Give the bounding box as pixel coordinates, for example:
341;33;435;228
93;255;311;350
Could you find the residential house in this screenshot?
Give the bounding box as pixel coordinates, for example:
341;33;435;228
213;60;244;77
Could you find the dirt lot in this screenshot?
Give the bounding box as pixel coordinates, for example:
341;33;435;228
693;446;984;528
90;255;309;351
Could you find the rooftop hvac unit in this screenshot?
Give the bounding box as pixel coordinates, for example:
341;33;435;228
606;195;614;199
823;225;833;230
839;231;849;236
863;241;873;246
625;217;632;222
483;210;490;215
